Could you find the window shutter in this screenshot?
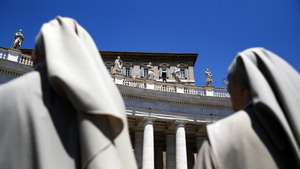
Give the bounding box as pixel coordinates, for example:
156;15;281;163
141;67;144;77
122;67;126;76
159;68;162;78
166;68;170;79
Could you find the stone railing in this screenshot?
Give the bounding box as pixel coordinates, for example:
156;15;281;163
114;75;230;98
0;48;33;66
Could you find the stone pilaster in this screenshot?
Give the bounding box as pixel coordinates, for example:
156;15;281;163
169;66;176;80
142;119;154;169
188;66;194;81
153;66;159;80
132;65;141;78
176;122;188;169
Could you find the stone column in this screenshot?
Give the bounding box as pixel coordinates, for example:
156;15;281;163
142;119;154;169
166;134;176;169
135;131;144;169
176;122;188;169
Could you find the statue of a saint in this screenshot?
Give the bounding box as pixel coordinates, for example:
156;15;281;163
172;64;181;82
11;29;24;49
205;68;213;87
147;62;155;80
112;56;123;75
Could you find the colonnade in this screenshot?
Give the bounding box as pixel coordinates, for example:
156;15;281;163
134;119;203;169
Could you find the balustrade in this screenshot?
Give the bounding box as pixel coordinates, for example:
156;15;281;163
117;75;229;98
0;48;33;66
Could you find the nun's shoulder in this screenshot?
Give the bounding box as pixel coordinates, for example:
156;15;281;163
0;71;42;105
206;110;278;169
206;111;252;155
207;110;252;134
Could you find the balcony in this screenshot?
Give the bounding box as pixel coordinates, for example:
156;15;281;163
114;75;230;98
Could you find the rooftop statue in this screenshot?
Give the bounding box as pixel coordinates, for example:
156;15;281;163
11;29;24;49
112;56;123;75
205;68;213;87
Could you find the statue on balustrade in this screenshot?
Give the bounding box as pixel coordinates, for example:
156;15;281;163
112;56;123;75
205;68;213;87
173;64;181;82
11;29;24;50
146;62;155;80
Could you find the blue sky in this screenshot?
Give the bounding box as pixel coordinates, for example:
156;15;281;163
1;0;300;86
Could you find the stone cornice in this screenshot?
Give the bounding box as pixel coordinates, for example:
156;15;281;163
118;85;231;108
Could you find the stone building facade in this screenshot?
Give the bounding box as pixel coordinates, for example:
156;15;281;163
0;47;232;169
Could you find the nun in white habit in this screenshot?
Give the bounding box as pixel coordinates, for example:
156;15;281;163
0;17;137;169
194;48;300;169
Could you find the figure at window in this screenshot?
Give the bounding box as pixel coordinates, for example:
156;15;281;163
161;68;167;82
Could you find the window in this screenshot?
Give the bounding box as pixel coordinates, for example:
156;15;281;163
125;67;131;77
175;64;188;80
159;63;170;82
159;68;168;82
140;67;148;78
106;66;112;73
179;68;188;79
144;68;148;78
105;62;113;74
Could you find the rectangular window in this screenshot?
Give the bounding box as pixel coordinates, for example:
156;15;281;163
106;66;111;73
179;68;185;79
125;67;131;77
179;68;188;79
143;68;148;78
159;68;167;78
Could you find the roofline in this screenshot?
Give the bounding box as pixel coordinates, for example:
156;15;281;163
1;47;199;64
100;50;198;56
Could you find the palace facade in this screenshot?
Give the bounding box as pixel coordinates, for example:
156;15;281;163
0;47;232;169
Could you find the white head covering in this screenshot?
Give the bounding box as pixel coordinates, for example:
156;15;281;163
230;48;300;164
36;16;137;169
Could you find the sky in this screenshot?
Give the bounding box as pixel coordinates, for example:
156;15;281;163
1;0;300;86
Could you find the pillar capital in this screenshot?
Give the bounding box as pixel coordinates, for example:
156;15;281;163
175;120;186;127
144;117;154;126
